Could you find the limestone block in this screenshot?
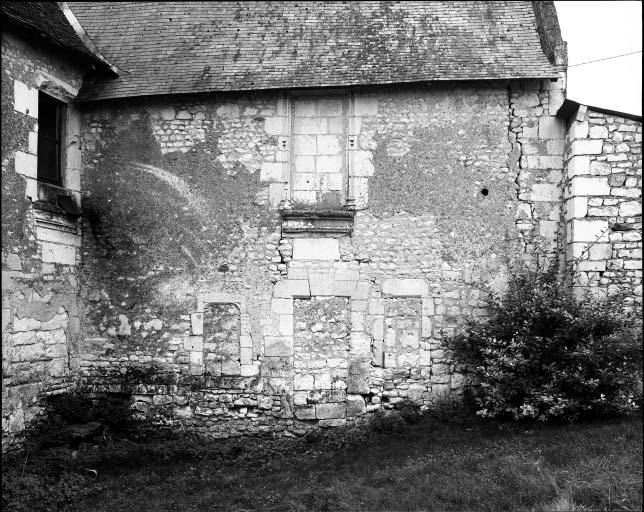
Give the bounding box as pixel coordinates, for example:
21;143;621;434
240;347;253;365
570;177;610;196
13;317;41;331
420;350;432;366
546;139;564;155
316;155;343;173
291;190;316;204
317;135;342;155
27;131;38;155
14;80;38;118
318;98;344;117
368;299;384;315
421;316;432;337
539;156;564;169
273;279;310;298
293;117;327;134
316;402;346;419
184;334;203;351
539;220;558;239
568;120;588;139
294;405;316;420
271;298;293;315
620;201;641;217
589;244;612;260
215;103;239;116
318;418;347;427
309;273;334;296
349;332;371;357
190;313;203;335
260;162;287;182
570;139;603;155
321;173;343;191
159;107;175;120
221;360;241;375
36;226;81;247
421;298;435;315
265;336;293;356
190;351;203;364
292;238;340;261
566;197;588;220
539;117;565;139
315;373;332;390
294;155;315;173
372;317;384;340
624;260;642;270
572;219;609;242
576;260;607;272
567;242;591;259
589;161;611;175
529;183;559;202
549;90;565;115
332;280;357;297
589;125;609;139
269;183;287;207
350;177;369;208
293;135;316;155
567;156;590;177
346;395;366;416
352;151;374;177
278;315;294;335
240;363;259;377
354;96;378;116
293;99;316;117
264;116;285;135
41;242;76;265
14;151;37;179
292;172;319;191
66;164;81;191
382;278;428;297
294;373;314;391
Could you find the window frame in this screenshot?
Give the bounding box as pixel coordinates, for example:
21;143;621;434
37;91;66;187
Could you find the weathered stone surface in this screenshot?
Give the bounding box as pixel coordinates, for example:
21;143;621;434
316;402;346;419
382;279;428;297
292;238;340;261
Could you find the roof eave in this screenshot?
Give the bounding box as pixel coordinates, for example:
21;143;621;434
75;73;564;103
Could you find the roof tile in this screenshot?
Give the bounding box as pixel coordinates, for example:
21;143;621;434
68;1;562;101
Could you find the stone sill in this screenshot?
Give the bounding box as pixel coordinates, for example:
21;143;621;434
32;181;81;219
281;209;354;237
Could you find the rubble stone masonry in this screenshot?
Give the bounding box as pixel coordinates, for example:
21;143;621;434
2;29;86;451
73;77;571;440
562;106;642;304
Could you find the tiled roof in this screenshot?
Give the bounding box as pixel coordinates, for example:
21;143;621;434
1;2;98;61
68;1;562;102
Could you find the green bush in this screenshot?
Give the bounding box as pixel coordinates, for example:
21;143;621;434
445;268;642;422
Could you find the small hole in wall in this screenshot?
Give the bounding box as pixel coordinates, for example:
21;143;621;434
481;188;489;196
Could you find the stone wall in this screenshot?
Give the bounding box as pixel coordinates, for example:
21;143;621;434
562;106;642;304
74;78;568;439
1;29;87;451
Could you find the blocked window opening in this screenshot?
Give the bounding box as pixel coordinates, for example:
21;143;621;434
293;297;350;402
203;303;241;376
290;94;349;208
383;298;421;368
37;92;65;186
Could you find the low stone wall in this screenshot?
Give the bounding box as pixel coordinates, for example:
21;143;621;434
563;106;642;304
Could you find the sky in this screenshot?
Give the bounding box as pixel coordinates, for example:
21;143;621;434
554;1;642;116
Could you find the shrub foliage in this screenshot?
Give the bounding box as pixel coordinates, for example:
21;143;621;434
445;269;642;422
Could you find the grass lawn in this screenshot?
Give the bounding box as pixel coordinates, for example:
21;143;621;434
3;413;642;512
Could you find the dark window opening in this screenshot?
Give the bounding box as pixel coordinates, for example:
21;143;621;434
37;92;65;185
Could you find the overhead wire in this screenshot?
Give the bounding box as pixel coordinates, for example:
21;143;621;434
568;50;642;67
